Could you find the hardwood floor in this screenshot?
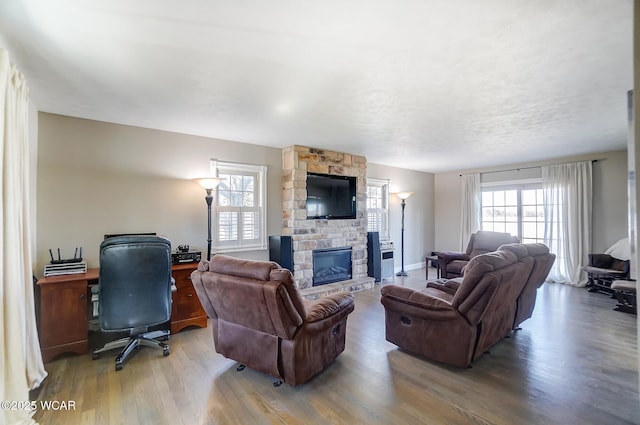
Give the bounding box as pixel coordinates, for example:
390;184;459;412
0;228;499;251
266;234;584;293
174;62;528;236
33;267;639;425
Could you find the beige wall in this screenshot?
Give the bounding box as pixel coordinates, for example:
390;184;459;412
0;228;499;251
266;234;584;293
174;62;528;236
36;113;437;278
367;163;435;271
37;112;624;278
434;150;628;253
36;113;283;274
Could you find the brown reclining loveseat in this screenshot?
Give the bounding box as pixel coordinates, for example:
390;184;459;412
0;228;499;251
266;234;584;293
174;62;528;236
190;254;355;386
428;243;555;330
511;243;555;329
381;244;533;367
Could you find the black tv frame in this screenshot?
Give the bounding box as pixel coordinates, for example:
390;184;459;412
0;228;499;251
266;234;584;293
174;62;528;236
305;172;357;220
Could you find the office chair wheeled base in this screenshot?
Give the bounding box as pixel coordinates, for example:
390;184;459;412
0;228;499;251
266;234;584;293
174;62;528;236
92;329;170;371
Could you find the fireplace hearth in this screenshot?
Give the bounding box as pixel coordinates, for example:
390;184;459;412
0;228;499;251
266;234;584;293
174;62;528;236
313;247;352;286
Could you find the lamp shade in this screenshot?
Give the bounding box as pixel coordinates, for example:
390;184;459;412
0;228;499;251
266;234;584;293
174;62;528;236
193;177;224;190
395;191;414;200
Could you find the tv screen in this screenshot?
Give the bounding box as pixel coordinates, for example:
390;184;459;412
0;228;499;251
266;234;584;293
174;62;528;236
306;173;357;219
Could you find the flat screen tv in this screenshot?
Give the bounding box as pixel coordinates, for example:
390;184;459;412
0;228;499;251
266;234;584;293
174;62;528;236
306;173;357;219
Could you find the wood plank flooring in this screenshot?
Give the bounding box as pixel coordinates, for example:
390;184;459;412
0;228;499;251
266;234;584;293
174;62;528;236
32;267;639;425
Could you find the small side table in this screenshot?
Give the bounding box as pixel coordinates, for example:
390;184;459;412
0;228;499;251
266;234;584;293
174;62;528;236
425;255;440;280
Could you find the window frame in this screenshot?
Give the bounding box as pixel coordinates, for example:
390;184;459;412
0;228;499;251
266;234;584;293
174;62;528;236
210;160;268;253
366;177;390;240
480;178;544;244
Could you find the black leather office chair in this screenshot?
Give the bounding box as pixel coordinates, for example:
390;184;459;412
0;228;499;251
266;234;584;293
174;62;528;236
92;235;173;370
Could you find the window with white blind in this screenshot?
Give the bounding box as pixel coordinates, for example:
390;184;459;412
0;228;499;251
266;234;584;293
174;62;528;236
366;178;390;240
211;160;267;252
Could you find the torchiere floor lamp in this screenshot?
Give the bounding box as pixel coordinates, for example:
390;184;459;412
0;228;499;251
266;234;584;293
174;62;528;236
395;191;413;277
194;177;224;260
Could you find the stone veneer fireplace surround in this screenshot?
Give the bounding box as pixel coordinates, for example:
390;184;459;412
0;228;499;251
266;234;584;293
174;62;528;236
281;145;374;294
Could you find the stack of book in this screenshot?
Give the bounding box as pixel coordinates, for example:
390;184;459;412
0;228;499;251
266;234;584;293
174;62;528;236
43;261;87;277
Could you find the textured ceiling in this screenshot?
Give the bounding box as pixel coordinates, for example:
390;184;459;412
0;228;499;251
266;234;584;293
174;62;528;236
0;0;633;173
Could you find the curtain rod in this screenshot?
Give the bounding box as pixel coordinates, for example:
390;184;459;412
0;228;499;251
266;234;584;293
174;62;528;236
459;159;599;177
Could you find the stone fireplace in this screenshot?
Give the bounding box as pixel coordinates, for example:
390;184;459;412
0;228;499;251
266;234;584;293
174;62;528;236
281;145;374;296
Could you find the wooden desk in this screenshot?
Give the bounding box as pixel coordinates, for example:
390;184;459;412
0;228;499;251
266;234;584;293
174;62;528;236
36;263;206;363
169;263;209;334
37;269;98;364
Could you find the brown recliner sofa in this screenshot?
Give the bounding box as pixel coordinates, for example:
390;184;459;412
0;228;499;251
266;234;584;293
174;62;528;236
381;244;533;367
190;254;355;386
437;231;520;279
429;243;556;330
512;243;556;329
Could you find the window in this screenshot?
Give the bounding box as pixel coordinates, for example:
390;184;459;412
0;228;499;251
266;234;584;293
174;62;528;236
521;188;546;244
211;160;267;252
481;183;544;244
366;178;390;239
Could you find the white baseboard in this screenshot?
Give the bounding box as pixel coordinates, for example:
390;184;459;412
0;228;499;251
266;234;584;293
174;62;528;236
394;261;425;274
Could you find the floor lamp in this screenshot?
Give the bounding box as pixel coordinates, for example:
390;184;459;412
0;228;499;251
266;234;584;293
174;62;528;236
194;177;224;260
395;191;413;277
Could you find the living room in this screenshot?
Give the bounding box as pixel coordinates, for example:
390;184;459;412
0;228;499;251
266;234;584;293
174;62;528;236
1;1;638;424
24;91;639;425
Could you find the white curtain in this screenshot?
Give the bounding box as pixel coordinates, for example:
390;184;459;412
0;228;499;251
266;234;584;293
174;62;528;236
542;161;592;285
460;173;481;250
0;49;47;425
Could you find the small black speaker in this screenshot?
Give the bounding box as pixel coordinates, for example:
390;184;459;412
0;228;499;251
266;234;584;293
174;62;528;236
367;232;381;282
269;235;293;272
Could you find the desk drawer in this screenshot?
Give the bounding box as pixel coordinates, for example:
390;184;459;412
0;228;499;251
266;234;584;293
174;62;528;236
171;264;207;333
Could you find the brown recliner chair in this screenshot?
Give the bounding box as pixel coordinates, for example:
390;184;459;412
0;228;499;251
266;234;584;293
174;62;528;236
190;254;355;386
381;245;533;367
437;231;520;279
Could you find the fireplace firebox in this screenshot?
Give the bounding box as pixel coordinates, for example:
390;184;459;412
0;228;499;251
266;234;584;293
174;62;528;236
312;247;352;286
